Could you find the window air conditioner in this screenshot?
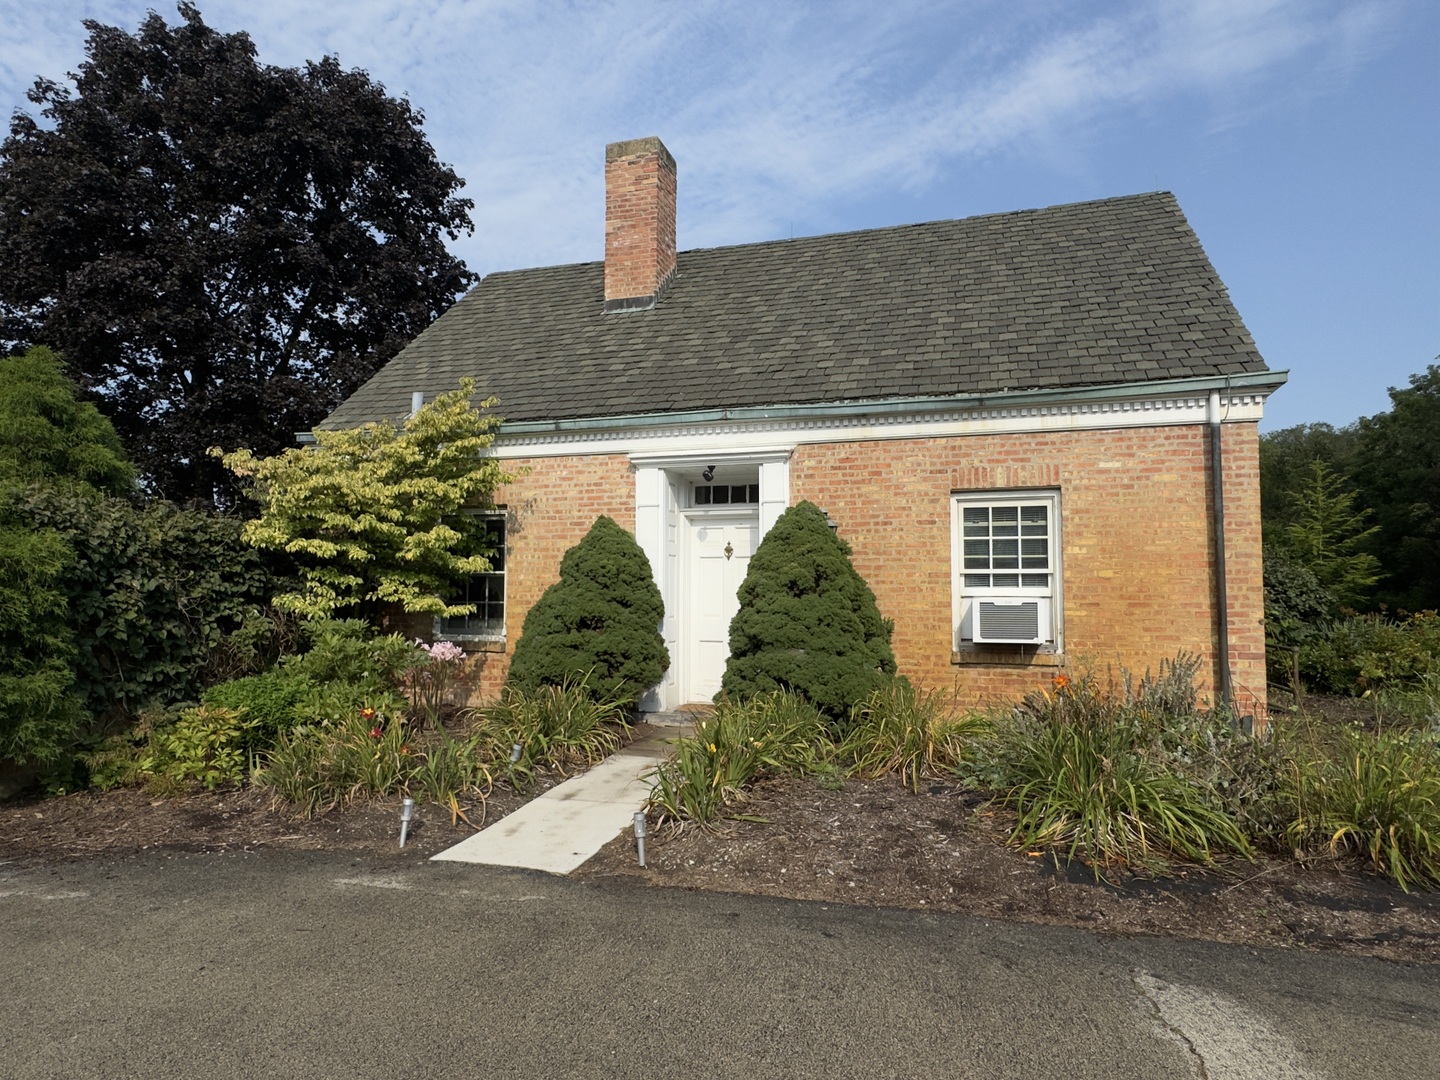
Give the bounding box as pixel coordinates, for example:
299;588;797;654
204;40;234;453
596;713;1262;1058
972;597;1049;645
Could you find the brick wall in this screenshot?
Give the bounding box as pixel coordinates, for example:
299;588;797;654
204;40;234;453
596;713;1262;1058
440;423;1266;720
789;422;1267;718
448;453;635;704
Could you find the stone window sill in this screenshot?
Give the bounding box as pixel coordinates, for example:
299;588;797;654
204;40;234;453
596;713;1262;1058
444;638;507;653
951;648;1063;668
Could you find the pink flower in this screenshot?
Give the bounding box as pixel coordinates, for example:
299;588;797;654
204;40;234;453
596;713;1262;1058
426;640;467;663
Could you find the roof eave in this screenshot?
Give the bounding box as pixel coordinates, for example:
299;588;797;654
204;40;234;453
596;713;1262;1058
488;369;1288;439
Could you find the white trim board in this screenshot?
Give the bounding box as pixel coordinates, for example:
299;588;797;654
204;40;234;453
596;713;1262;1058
490;390;1271;460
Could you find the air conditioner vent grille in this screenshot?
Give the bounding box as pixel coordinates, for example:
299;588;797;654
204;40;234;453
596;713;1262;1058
975;599;1044;644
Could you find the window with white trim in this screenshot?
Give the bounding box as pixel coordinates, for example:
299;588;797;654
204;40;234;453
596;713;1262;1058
952;491;1060;648
436;512;506;641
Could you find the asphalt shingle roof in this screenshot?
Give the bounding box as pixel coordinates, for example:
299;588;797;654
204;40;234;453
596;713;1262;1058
321;191;1268;430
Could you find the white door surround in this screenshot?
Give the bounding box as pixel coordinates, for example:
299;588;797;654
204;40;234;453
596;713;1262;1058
632;449;791;712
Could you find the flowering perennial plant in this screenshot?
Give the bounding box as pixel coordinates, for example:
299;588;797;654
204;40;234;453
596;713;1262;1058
407;639;467;727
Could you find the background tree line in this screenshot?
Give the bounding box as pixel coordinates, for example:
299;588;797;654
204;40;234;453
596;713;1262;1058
0;5;487;784
1261;364;1440;692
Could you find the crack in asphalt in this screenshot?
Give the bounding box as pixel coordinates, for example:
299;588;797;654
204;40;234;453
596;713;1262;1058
1134;970;1210;1079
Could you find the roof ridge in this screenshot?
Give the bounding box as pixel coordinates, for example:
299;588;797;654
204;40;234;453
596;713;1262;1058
478;190;1179;281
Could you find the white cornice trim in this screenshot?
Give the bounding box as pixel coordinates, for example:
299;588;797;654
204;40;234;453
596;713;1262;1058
629;446;795;468
490;389;1271;460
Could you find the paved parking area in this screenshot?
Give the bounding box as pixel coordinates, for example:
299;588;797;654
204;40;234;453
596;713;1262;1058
3;851;1437;1079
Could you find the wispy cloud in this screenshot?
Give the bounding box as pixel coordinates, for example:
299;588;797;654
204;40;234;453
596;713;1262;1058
0;0;1404;274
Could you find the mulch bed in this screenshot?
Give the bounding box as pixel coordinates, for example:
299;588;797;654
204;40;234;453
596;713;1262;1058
578;774;1440;966
0;777;541;865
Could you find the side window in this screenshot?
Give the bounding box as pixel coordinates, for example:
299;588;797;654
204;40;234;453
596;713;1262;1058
437;513;506;641
952;491;1060;649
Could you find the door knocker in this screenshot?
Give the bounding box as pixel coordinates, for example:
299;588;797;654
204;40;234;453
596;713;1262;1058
724;541;734;560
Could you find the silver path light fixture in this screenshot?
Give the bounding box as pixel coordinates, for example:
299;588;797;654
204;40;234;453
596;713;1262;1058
633;811;648;867
399;797;415;848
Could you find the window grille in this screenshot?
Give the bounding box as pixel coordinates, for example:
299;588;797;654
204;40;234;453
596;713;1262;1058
693;483;759;506
437;514;506;639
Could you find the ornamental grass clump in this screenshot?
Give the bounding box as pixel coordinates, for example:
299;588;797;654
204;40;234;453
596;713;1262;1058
255;704;416;817
842;680;988;793
995;667;1253;875
647;690;831;828
408;725;493;825
472;674;631;781
1283;726;1440;892
720;501;896;722
506;516;667;706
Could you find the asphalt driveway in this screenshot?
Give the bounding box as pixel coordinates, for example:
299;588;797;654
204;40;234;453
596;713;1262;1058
2;850;1436;1079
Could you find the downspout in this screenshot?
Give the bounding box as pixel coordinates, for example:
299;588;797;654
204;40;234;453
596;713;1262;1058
1208;389;1234;711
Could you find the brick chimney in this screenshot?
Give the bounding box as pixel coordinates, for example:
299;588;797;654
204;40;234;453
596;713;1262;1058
604;136;676;313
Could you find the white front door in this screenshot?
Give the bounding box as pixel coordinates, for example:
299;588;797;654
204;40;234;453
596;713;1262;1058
683;513;758;704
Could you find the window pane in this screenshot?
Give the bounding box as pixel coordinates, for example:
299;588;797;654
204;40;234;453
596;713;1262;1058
992;539;1018;558
992;506;1018;524
442;512;506;637
992;574;1019;587
748;484;760;503
963;573;990;588
694;487;711;505
1021;538;1047;557
1021;573;1050;588
963;507;989;525
963;539;990;560
1021;505;1047;524
482;523;505;571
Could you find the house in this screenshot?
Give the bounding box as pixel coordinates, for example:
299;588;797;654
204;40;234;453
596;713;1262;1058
320;136;1285;718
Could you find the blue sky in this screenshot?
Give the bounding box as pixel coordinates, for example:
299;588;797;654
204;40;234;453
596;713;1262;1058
2;1;1435;431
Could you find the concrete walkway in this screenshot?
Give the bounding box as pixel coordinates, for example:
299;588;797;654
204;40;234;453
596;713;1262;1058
431;727;681;874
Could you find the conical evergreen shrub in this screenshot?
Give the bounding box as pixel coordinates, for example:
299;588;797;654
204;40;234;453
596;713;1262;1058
506;516;668;706
721;501;896;720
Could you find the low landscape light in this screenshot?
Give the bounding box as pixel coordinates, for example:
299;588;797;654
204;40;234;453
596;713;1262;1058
399;797;415;848
633;811;648;868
